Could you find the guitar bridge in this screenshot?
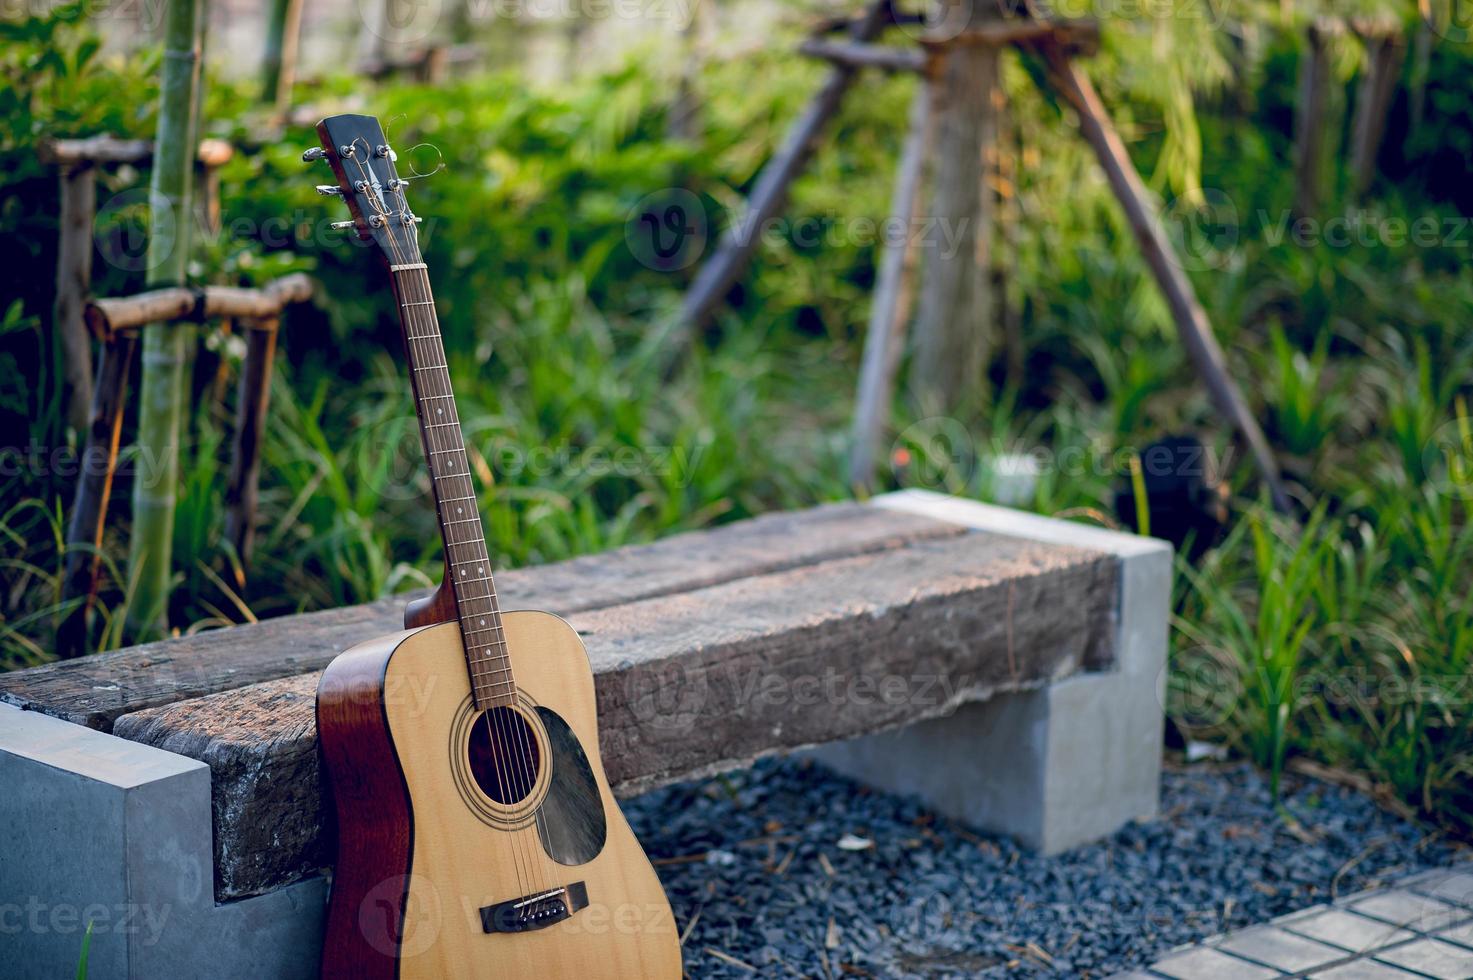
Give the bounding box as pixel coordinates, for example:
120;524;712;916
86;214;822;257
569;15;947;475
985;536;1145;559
480;881;589;934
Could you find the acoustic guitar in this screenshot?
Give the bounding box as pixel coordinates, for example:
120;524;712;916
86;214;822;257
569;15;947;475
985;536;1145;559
308;114;682;979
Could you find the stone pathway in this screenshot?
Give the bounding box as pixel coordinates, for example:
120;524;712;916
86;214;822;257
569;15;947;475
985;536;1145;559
1112;866;1473;979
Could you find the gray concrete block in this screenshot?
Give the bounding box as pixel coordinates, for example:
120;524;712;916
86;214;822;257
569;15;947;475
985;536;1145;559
812;491;1170;853
0;704;325;978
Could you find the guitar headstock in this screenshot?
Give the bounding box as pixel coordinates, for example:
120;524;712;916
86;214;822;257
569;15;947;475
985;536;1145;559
307;113;422;264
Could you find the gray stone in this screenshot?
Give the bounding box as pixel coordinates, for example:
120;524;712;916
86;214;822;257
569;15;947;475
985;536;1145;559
1282;907;1419;953
812;490;1170;853
1216;926;1347;971
1374;938;1473;979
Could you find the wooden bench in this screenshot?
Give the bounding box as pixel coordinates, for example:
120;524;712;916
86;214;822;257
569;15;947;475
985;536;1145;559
0;491;1169;978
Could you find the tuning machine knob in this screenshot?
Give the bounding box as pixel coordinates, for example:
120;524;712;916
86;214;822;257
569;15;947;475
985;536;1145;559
315;185;344;197
302;147;327;162
329;220;356;231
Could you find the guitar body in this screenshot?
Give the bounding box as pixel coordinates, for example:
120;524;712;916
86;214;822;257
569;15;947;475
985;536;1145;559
317;611;682;979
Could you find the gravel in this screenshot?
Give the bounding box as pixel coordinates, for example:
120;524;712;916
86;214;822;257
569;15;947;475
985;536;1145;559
622;756;1455;978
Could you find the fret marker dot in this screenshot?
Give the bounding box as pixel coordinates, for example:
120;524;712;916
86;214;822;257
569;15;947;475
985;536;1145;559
478;566;484;573
457;507;462;514
480;619;485;625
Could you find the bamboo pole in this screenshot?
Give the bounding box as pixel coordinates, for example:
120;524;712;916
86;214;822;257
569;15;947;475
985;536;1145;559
261;0;304;109
678;0;895;333
849;88;934;490
224;317;279;573
54;163;96;432
57;328;140;659
1038;43;1293;515
126;0;206;638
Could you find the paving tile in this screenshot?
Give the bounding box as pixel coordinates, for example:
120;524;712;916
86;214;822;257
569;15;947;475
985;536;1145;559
1438;920;1473;950
1151;946;1283;979
1309;961;1431;979
1414;872;1473;911
1352;890;1464;932
1284;908;1420;953
1374;938;1473;979
1216;926;1350;971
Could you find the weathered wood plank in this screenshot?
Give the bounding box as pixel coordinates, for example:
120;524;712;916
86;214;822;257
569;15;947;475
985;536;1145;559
1;504;961;728
113;531;1117;900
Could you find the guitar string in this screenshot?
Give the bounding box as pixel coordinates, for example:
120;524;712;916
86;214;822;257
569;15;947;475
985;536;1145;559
358;144;555;898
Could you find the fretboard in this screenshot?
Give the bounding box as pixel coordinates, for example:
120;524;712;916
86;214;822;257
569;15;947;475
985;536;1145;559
390;262;513;708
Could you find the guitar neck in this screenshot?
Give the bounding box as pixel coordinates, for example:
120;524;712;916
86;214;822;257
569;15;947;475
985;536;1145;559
389;261;514;708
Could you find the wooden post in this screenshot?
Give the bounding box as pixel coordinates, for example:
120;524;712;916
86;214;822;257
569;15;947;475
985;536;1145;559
54;163;97;433
909;0;1000;412
1349;20;1406;197
849;88;934;490
57;326;139;659
1293;18;1345;218
678;0;895;333
1039;44;1292;515
224;317;279;573
1407;18;1434;141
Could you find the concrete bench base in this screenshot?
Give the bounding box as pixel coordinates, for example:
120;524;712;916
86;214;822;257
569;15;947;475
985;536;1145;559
0;491;1169;976
813;492;1169;854
0;705;325;979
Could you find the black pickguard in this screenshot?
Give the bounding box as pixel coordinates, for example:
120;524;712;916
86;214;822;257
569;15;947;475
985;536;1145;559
533;707;607;866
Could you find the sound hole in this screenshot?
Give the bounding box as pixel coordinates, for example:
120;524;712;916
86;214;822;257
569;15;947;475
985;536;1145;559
466;706;542;806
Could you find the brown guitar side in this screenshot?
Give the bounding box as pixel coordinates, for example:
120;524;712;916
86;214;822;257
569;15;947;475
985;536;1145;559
316;629;421;980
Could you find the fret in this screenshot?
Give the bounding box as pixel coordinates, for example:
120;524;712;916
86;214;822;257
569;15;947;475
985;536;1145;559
468;662;513;675
392;259;512;705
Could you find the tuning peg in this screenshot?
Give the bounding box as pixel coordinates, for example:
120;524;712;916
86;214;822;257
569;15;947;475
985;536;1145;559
315;184;344;197
302;147;327;162
329;220;356;231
